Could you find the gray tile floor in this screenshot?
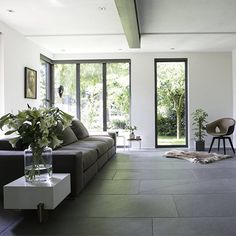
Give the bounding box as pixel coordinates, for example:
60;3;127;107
1;148;236;235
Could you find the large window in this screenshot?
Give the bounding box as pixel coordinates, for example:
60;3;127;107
40;56;52;107
54;64;77;117
155;59;188;147
53;60;130;133
107;63;130;132
80;63;103;131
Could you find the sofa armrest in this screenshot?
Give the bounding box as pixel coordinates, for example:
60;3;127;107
0;151;24;198
108;132;117;147
52;150;83;197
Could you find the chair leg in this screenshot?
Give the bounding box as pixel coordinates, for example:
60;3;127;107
223;137;226;155
228;137;235;154
218;138;220;151
208;137;216;153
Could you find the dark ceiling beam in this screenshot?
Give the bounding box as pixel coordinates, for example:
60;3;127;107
114;0;140;48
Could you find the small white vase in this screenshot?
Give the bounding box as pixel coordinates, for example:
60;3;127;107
129;132;135;139
24;146;52;183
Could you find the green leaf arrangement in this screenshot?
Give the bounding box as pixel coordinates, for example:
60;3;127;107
0;105;73;150
192;108;208;141
126;125;137;132
0;106;73;181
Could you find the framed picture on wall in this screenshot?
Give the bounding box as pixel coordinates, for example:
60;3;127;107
24;67;37;99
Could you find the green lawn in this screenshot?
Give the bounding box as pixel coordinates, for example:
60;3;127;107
158;136;186;145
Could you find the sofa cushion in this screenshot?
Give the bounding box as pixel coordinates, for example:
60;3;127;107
0;139;14;150
59;140;108;156
84;136;114;149
62;126;78;146
58;145;98;170
77;140;108;156
0;138;27;151
71;119;89;139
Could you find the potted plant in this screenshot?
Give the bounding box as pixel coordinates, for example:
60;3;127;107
126;124;137;139
192;108;208;151
0;105;73;182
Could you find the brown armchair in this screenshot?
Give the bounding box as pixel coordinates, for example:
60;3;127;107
206;118;235;154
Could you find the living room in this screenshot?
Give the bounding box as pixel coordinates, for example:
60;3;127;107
1;0;236;235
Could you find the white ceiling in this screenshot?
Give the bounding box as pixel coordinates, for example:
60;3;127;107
0;0;236;54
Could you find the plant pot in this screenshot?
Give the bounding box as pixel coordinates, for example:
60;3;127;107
24;146;52;182
129;132;135;139
195;140;205;151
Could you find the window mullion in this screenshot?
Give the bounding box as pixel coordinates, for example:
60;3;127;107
76;64;81;119
103;63;107;131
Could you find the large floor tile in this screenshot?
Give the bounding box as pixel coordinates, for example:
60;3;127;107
83;179;140;195
140;178;235;194
2;150;236;236
106;161;175;170
115;150;174;162
53;194;178;217
192;168;236;180
4;217;152;236
0;204;22;235
174;193;236;217
93;168;117;180
114;169;196;180
153;217;236;236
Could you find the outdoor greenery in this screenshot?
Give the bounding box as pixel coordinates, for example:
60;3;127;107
192;108;208;141
157;61;186;145
54;62;130;132
54;64;77;117
159;136;186;145
40;60;47;107
80;63;103;130
107;63;130;121
110;119;127;129
126;125;137;132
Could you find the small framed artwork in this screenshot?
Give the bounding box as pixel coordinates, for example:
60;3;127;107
24;67;37;99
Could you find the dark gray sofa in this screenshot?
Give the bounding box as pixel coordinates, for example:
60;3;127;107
0;119;116;198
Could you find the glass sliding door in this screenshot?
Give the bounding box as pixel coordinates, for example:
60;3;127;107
40;58;52;107
54;64;77;117
80;63;103;132
107;62;130;133
52;60;130;134
155;59;188;147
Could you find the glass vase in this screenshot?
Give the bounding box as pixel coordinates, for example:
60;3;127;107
24;146;52;183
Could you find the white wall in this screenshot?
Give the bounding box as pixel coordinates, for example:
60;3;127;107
232;49;236;147
0;21;52;114
54;52;233;148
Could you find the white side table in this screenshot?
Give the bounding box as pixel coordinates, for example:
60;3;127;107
117;135;126;150
127;138;142;149
4;173;70;222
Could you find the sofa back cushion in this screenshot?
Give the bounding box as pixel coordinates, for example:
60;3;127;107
71;119;89;139
0;138;27;151
62;126;78;146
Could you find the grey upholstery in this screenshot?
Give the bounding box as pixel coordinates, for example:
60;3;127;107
62;126;78;146
71;119;89;139
206;118;235;154
85;135;115;148
0;119;116;198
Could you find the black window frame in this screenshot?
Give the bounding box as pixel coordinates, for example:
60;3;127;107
50;59;131;132
40;54;53;107
155;58;188;148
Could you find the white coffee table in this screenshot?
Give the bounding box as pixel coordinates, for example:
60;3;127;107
3;173;71;222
